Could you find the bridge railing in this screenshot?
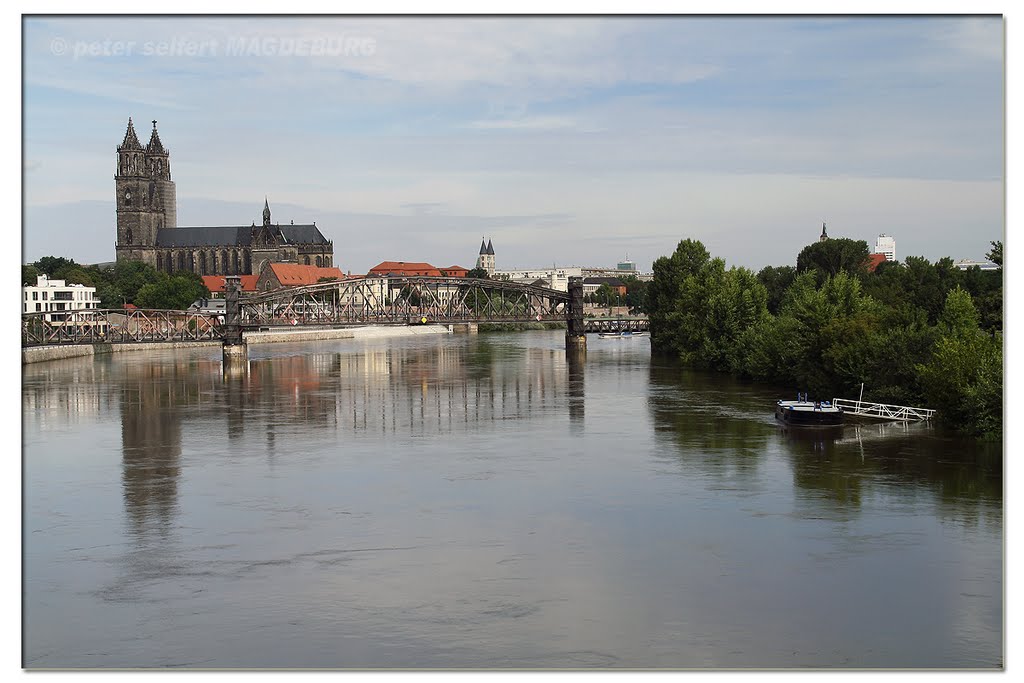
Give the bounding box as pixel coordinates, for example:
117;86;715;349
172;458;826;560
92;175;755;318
22;309;223;346
831;397;935;422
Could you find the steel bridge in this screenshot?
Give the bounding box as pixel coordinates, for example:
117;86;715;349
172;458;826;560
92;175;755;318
22;276;647;348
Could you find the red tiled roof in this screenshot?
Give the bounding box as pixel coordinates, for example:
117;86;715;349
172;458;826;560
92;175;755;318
865;253;888;273
267;263;346;286
368;261;444;277
202;275;259;292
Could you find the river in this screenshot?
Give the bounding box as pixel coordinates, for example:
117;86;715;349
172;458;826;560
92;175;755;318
22;330;1003;669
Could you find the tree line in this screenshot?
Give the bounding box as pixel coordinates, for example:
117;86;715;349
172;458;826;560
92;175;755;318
646;237;1002;440
24;257;210;311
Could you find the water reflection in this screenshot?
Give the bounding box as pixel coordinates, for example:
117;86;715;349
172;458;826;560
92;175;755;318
120;365;184;537
566;348;585;432
22;334;1001;669
646;362;772;487
231;340;572;438
647;356;1001;525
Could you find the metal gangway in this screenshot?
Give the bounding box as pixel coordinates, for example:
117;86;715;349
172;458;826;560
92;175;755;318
831;397;935;422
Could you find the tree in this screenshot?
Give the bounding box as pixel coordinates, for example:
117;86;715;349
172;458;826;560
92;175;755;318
756;265;797;315
795;238;870;281
33;256;78;276
134;272;210;310
986;240;1002;268
621;275;649;315
648;239;768;371
593;283;617;308
22;264;40;286
466;267;490;279
648;239;711;354
917;288;1001;439
112;260;161;303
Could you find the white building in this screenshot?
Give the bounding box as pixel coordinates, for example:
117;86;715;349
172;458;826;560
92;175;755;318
953;259;1000;271
493;266;584;292
23;274;101;319
874;234;896;262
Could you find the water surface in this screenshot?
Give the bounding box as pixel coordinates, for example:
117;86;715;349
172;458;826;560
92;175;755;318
23;331;1002;668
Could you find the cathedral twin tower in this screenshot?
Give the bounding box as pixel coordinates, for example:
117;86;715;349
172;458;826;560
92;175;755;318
114;118;333;276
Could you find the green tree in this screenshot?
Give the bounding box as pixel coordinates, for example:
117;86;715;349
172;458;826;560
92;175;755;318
134;272;210;310
937;286;980;336
795;238;870;281
33;256;78;276
649;239;768;372
112;259;161;303
986;240;1002;268
466;267;490;279
772;270;879;396
648;239;711;355
593;283;617;308
22;264;40;286
620;275;649;314
756;265;797;315
917;288;1002;439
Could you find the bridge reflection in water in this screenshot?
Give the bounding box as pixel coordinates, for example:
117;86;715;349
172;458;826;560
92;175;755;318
235;341;579;440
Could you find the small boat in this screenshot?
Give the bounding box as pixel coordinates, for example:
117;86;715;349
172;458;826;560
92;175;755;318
598;331;648;339
775;398;843;426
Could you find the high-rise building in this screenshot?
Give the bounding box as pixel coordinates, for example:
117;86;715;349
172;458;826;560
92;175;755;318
874;234;896;262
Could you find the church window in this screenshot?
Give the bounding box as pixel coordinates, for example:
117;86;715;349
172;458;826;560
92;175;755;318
124;190;132;206
316;256;322;267
178;252;186;271
157;253;163;271
304;256;311;266
125;228;133;245
199;252;207;275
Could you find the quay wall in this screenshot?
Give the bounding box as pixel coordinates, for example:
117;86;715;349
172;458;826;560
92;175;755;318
22;325;451;365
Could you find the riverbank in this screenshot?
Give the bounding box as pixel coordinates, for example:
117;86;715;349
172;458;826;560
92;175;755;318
21;324;452;364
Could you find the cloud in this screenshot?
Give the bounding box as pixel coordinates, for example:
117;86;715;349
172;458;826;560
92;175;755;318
22;16;1004;273
468;116;576;131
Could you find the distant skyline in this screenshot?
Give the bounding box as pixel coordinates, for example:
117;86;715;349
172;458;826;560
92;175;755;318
22;15;1004;274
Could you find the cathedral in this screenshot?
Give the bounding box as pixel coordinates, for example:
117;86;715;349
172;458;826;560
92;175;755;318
114;118;333;276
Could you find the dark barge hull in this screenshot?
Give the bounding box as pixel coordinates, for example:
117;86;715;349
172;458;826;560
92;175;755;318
775;405;844;427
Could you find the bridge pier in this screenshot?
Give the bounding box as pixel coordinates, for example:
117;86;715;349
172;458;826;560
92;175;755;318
451;322;478;334
565;276;586;351
221;275;248;373
222;342;249;376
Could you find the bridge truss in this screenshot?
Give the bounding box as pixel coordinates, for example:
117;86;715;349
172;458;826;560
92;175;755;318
21;309;222;347
239;276;570;326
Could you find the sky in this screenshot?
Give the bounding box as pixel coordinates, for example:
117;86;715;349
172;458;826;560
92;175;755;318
21;15;1005;274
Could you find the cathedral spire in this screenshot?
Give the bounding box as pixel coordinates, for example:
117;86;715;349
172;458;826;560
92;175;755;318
145;119;165;154
819;222;828;242
479;237;488;255
120;117;142;150
263;197;272;227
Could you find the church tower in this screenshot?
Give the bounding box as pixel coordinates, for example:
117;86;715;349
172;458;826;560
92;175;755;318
115;118;176;265
144;119;176;229
476;238;495;275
